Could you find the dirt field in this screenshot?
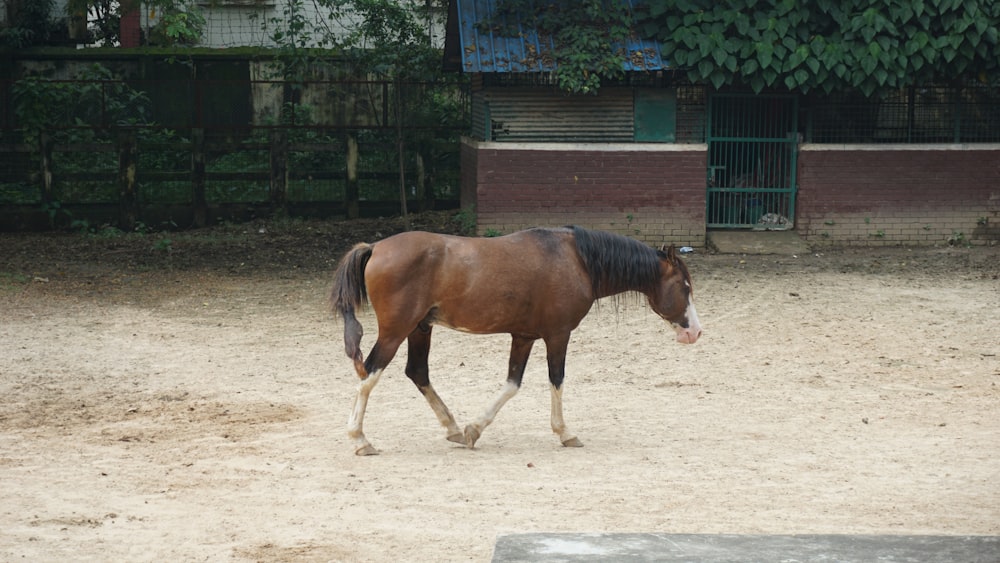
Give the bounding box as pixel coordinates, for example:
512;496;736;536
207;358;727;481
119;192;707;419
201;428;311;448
1;213;998;562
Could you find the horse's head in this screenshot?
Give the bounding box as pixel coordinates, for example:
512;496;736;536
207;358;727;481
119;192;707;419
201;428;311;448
649;245;702;344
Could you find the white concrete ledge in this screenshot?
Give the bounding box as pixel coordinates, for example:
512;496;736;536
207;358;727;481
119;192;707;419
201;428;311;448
464;139;1000;151
492;533;1000;562
462;137;708;152
801;143;1000;151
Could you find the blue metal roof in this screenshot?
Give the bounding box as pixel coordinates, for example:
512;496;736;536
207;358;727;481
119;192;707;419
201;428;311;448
449;0;667;73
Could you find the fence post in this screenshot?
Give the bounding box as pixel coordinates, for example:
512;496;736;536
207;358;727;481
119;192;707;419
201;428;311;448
118;129;138;230
414;151;428;212
191;128;207;227
39;132;53;204
345;132;359;219
394;80;409;229
269;128;288;210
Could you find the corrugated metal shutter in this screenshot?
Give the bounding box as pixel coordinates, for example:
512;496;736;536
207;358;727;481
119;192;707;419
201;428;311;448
470;92;489;141
474;88;634;142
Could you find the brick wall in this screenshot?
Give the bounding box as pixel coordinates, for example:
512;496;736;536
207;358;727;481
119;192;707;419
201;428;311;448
119;7;141;48
797;145;1000;246
462;138;707;247
459;139;479;213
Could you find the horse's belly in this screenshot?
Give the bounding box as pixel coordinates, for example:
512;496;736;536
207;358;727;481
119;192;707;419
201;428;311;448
431;294;585;338
432;311;528;336
433;318;494;335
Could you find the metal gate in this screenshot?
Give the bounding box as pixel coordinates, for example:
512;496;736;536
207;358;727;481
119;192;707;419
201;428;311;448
706;94;798;229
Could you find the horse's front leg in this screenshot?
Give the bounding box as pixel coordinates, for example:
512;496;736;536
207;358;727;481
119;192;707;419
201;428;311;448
464;336;535;448
549;385;582;447
546;333;583;447
404;325;464;445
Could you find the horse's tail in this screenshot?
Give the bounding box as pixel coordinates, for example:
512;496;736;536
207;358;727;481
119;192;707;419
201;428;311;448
331;242;374;378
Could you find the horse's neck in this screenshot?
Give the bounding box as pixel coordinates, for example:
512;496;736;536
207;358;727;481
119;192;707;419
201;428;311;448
594;278;650;300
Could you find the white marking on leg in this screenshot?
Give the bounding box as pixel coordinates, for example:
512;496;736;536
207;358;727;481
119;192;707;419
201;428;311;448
347;369;382;454
421;384;464;442
465;379;520;447
550;384;581;446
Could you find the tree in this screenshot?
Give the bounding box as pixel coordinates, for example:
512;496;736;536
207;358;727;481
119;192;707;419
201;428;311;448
476;0;635;93
321;0;450;221
261;0;457;219
65;0;205;46
1;0;58;47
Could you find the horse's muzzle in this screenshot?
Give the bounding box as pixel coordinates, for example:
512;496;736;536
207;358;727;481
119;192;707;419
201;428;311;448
673;301;702;344
675;327;701;344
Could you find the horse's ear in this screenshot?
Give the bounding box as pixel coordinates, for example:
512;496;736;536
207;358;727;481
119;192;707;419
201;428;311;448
660;244;678;261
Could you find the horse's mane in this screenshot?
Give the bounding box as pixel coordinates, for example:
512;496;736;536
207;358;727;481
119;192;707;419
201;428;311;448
569;225;662;297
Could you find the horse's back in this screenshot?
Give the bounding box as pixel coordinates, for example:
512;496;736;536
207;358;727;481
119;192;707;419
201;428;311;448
367;228;569;275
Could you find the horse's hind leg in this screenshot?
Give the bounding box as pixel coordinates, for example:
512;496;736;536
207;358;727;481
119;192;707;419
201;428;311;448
347;337;404;456
347;370;381;455
404;325;464;445
464;336;535;448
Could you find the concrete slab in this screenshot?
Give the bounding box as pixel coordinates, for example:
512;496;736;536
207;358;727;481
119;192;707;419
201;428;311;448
707;230;811;255
492;533;1000;562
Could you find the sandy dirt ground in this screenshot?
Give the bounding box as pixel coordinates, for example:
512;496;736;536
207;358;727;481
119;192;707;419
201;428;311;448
1;216;998;561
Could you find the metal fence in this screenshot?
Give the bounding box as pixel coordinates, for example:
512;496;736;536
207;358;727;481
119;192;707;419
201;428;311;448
707;94;798;229
806;83;1000;143
0;70;468;230
704;83;999;229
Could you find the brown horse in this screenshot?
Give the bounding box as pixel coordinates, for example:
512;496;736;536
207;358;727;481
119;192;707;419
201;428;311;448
330;225;701;455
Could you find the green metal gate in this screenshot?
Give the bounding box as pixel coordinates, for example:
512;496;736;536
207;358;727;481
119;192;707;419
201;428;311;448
707;94;798;229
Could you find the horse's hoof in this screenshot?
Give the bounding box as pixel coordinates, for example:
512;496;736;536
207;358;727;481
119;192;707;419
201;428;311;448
463;425;481;449
446;432;466;445
354;444;379;456
562;437;583;448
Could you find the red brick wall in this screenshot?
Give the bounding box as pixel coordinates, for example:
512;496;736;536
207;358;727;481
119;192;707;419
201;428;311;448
459;139;479;213
119;6;141;48
462;138;707;247
797;146;1000;245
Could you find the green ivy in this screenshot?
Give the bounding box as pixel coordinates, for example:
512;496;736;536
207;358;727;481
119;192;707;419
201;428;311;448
636;0;1000;95
482;0;1000;96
